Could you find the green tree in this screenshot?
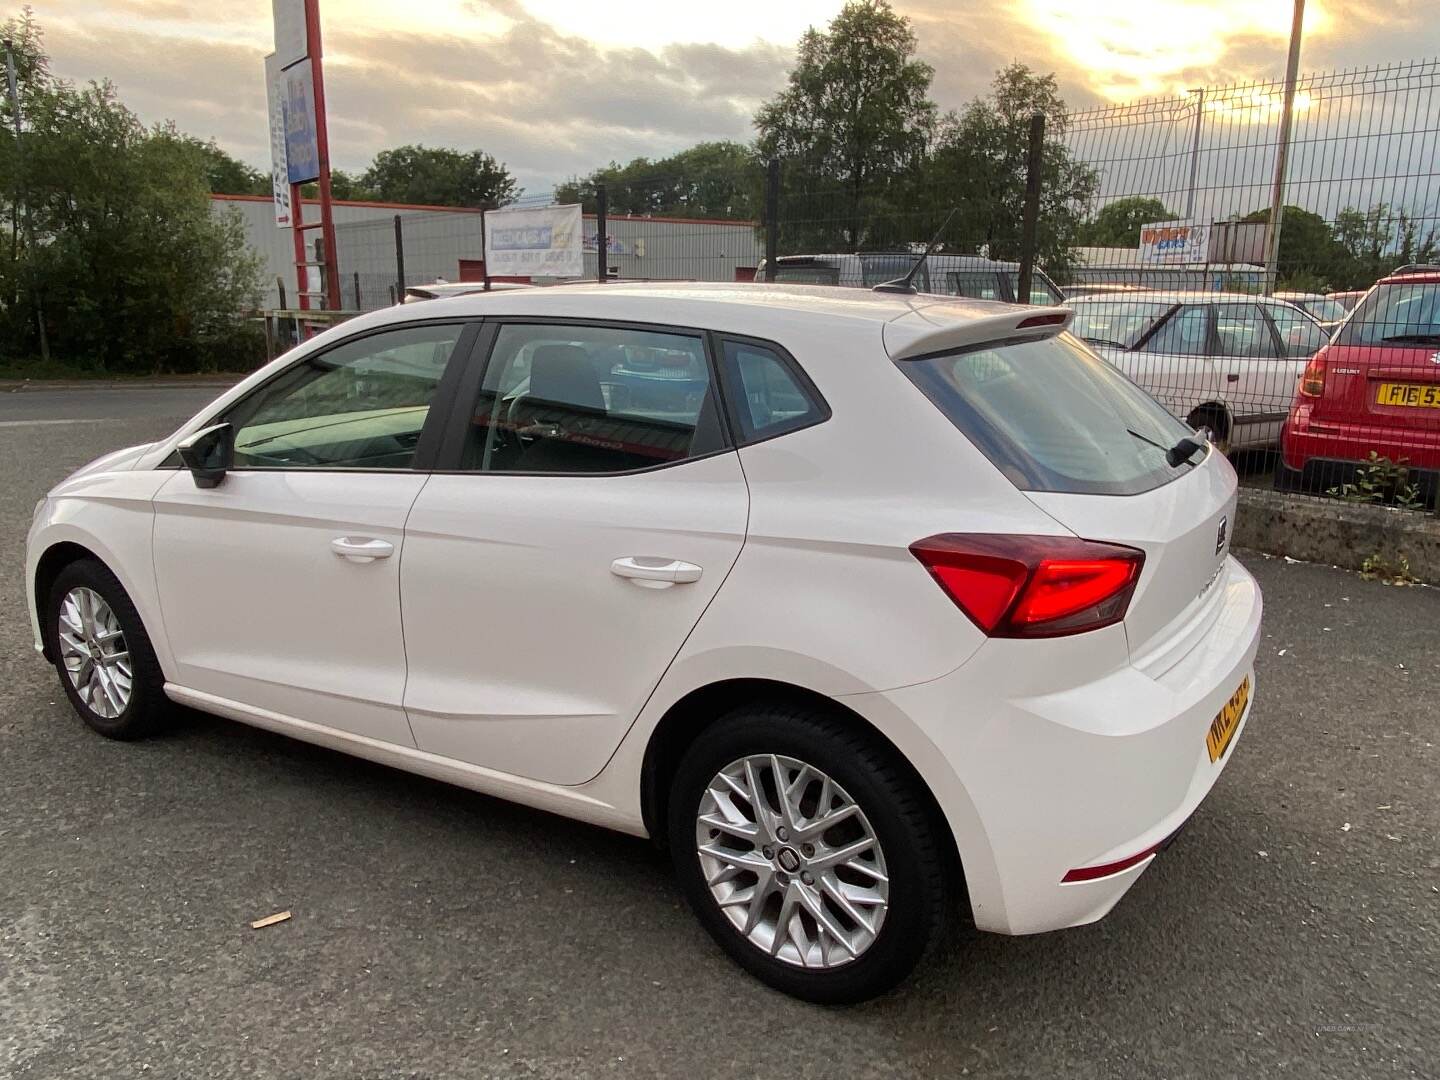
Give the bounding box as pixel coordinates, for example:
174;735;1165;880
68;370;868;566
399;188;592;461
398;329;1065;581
1080;196;1176;247
1243;204;1347;289
920;64;1096;276
755;0;936;248
0;14;263;373
360;145;519;208
555;141;760;219
182;137;268;195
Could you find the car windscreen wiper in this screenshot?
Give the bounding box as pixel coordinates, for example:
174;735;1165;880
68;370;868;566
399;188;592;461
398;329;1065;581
1380;332;1440;344
1082;337;1131;349
1127;428;1206;469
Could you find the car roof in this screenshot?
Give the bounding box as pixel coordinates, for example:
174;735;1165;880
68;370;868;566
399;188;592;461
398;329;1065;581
346;281;1074;361
1378;271;1440;284
774;253;1021;270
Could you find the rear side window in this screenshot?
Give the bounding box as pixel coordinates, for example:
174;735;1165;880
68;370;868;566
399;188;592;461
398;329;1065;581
772;264;840;286
899;333;1196;496
458;323;727;473
1141;304;1212;356
719;339;827;444
1214;303;1278;358
948;271;1003;301
1338;282;1440;347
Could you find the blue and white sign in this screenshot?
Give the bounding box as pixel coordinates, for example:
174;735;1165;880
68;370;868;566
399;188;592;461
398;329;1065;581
484;204;584;278
283;58;320;185
1139;221;1211;266
263;53;291;228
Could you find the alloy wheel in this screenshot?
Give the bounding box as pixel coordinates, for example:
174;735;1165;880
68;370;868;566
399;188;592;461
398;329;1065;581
58;586;133;719
694;753;890;969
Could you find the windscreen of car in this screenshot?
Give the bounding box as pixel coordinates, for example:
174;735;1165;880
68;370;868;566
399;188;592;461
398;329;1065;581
1068;301;1175;349
861;256;928;290
1337;282;1440;346
771;263;841;286
1300;297;1348;323
899;332;1198;496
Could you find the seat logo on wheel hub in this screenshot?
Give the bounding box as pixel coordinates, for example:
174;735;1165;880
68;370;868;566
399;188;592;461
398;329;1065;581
776;846;802;872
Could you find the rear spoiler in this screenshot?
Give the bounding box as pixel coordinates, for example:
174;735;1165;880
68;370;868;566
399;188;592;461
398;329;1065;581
883;305;1074;361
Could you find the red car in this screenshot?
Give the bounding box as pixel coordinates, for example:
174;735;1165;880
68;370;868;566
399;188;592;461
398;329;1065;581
1277;267;1440;505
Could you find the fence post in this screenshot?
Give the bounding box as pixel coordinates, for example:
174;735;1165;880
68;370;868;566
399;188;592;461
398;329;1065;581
764;158;780;282
353;271;362;311
595;184;608;284
1016;112;1045;305
393;214;406;301
480;209;491;291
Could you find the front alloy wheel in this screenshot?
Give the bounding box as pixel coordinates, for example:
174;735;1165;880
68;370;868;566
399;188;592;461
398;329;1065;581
57;586;133;719
696;754;890;968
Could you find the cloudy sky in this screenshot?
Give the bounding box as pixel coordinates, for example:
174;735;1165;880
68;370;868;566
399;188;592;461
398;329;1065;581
37;0;1437;194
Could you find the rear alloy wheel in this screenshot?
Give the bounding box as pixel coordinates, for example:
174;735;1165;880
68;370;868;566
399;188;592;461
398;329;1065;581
669;704;947;1003
46;559;171;740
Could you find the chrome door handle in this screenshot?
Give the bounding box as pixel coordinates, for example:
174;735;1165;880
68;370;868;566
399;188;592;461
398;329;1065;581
331;536;394;563
610;556;703;588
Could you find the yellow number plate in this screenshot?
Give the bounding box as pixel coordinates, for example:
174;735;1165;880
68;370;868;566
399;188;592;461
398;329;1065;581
1377;382;1440;408
1206;675;1250;763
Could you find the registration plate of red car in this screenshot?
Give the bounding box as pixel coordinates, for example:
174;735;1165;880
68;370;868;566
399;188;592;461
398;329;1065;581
1377;382;1440;408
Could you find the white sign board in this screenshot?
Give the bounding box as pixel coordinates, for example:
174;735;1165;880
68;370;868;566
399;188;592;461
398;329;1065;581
485;204;584;278
1138;221;1211;265
272;0;308;70
263;53;291;228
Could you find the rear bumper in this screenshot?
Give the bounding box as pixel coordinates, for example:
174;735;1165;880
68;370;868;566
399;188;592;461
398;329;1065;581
846;557;1262;935
1281;408;1440;475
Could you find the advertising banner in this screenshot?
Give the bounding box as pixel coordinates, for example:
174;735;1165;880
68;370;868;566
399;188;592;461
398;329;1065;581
283;58;320;185
1138;221;1211;265
485;204;585;278
583;229;632;256
263;53;291;228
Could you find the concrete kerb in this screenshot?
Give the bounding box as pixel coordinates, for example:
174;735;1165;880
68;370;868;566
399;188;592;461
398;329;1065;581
1234;486;1440;583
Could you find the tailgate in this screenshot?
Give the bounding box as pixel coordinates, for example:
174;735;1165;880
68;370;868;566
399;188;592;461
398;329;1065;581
1023;449;1238;658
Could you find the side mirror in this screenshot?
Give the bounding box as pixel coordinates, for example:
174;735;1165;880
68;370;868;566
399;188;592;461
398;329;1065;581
177;423;234;489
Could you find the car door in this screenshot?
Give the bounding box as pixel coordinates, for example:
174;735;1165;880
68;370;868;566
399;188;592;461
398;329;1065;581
151;320;476;745
399;319;750;786
1126;302;1219;424
1212;301;1293;446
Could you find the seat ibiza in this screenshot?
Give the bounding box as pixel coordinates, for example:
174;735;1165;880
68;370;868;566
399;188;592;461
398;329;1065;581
26;283;1261;1003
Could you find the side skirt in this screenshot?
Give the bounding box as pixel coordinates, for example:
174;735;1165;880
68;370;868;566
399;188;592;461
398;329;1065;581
164;683;647;838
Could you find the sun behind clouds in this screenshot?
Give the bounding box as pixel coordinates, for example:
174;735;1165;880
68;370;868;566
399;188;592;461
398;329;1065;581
1017;0;1333;99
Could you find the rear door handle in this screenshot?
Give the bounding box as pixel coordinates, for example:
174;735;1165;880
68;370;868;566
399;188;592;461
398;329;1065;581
611;557;703;588
331;536;395;563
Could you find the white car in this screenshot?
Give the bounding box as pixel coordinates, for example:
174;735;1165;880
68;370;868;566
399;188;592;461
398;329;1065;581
26;282;1261;1003
1068;290;1330;449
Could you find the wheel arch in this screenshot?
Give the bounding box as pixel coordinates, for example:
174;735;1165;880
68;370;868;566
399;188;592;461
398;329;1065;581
638;677;962;885
32;540;105;661
1186;400;1234;439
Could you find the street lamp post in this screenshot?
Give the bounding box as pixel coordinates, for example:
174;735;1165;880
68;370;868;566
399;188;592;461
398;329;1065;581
1262;0;1306;296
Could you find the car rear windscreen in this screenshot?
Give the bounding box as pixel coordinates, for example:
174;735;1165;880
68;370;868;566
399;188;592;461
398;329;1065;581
899;332;1198;496
1336;281;1440;347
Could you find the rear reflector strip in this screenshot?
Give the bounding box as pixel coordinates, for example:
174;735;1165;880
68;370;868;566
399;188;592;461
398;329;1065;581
1061;842;1164;883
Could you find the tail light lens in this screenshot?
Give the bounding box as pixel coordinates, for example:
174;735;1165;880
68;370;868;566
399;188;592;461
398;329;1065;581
909;534;1144;638
1299;350;1327;397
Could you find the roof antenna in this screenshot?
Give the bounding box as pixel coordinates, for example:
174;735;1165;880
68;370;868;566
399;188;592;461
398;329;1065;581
873;208;959;294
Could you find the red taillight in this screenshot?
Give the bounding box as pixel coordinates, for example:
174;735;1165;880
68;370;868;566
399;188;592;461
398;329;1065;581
1299;350;1327;397
909;534;1144;638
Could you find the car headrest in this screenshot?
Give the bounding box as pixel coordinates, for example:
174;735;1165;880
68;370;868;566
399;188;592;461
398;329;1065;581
529;344;604;411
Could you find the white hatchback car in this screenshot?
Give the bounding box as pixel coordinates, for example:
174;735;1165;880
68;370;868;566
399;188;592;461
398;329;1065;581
26;283;1261;1003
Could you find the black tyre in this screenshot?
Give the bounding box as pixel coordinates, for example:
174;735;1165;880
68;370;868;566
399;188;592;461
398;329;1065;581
45;559;171;740
1188;406;1232;453
668;703;949;1004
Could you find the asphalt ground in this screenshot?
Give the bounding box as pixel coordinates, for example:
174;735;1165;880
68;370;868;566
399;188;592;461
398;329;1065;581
1;386;1437;1079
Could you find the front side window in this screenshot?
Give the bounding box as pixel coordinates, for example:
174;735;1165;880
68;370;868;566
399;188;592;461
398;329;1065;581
1214;302;1279;358
1140;304;1213;356
459;323;727;473
226;323;462;469
1263;303;1329;358
900;332;1196;496
720;339;827;443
